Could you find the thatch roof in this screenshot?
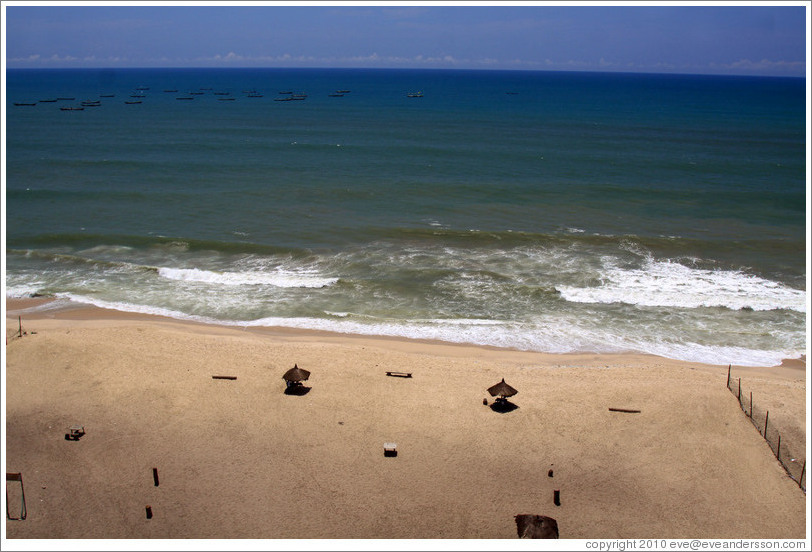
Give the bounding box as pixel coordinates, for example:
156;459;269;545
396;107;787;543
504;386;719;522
488;378;517;398
515;514;558;539
282;364;311;382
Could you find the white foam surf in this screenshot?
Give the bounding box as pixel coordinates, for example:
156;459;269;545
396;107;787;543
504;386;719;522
557;258;806;312
157;267;338;288
16;292;800;368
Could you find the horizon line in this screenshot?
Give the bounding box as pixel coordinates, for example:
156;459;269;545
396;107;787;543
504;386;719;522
4;65;806;79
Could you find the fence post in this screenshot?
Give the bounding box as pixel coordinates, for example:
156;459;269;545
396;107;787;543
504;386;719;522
738;378;741;403
777;435;781;461
764;410;769;438
727;365;731;389
749;392;752;418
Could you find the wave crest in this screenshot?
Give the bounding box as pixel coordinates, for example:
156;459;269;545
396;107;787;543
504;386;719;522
157;267;338;288
557;258;806;312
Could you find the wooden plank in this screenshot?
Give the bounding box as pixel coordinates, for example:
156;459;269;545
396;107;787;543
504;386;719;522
385;371;412;378
212;376;237;380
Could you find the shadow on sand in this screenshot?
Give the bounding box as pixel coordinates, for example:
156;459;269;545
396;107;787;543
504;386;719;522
490;399;519;413
284;385;311;396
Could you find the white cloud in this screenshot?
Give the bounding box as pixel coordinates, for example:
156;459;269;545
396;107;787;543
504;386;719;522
5;49;804;77
726;58;806;72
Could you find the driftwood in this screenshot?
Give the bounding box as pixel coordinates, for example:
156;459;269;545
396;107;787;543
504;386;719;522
608;408;641;413
515;514;558;538
212;376;237;380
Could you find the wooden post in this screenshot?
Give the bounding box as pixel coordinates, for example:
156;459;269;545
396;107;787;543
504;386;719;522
727;364;731;388
800;461;806;489
18;316;22;338
749;392;752;418
553;490;561;506
764;410;769;438
152;468;159;487
737;378;741;402
145;505;153;519
777;435;781;460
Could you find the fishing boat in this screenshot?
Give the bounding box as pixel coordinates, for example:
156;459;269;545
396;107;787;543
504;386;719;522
60;107;84;111
407;91;424;98
125;100;142;104
14;102;37;106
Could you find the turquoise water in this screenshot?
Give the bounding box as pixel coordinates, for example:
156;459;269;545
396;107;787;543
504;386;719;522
5;68;807;366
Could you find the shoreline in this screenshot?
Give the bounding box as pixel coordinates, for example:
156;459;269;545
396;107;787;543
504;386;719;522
5;296;806;379
4;296;808;539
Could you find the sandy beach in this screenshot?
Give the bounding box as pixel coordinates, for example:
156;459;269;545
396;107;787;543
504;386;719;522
3;298;808;542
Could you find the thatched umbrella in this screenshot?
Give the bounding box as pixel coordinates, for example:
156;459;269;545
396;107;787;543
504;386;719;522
488;378;517;399
282;364;310;383
515;514;558;539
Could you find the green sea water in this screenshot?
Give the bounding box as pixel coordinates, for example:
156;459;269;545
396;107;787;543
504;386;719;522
5;68;807;366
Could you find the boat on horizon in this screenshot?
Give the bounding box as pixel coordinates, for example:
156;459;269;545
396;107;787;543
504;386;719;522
407;91;424;98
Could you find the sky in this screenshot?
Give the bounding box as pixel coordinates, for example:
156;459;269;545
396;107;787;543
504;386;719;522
2;1;809;77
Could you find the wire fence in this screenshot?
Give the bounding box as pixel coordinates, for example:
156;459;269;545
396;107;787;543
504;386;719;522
726;366;806;493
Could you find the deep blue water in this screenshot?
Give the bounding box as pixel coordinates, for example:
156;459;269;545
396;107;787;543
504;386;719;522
5;68;807;366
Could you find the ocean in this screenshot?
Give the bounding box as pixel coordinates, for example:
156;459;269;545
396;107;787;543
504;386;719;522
4;68;808;367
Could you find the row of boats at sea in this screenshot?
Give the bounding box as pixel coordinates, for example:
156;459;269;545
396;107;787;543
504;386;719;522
14;87;428;110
